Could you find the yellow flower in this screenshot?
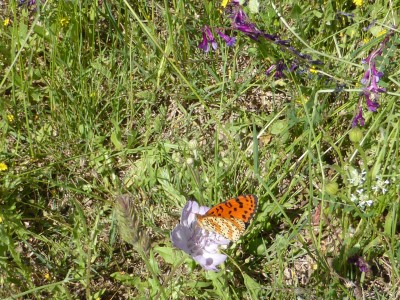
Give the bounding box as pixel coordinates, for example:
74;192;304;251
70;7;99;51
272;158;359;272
0;215;3;223
309;67;318;74
44;273;51;280
7;114;14;122
3;18;10;26
0;162;8;171
363;38;370;44
377;29;387;37
60;18;69;27
221;0;229;8
353;0;363;6
296;95;308;105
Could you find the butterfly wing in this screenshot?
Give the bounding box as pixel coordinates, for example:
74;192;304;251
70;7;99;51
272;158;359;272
197;215;246;241
203;195;258;224
197;194;258;241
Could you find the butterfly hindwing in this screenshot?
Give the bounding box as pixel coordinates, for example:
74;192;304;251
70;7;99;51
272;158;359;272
196;194;258;241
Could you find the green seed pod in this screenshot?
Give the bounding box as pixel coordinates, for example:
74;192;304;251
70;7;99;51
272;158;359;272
349;127;363;143
326;181;339;195
257;243;267;255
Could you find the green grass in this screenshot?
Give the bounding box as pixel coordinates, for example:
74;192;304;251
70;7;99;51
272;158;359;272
0;0;399;299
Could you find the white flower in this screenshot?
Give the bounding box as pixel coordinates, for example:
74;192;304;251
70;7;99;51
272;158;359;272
372;176;390;195
351;194;358;202
347;168;367;186
356;188;364;195
171;200;230;271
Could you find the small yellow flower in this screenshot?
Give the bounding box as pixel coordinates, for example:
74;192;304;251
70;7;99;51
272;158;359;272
363;37;370;44
0;162;8;171
3;18;10;26
221;0;229;8
296;95;308;105
60;18;69;27
44;273;51;281
377;29;387;37
309;67;318;74
0;215;3;223
353;0;363;6
7;114;14;122
90;92;96;98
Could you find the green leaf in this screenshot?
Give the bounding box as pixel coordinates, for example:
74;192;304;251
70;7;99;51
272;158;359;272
243;273;261;299
312;10;323;18
111;130;123;150
154;246;182;265
248;0;259;14
384;209;396;236
111;272;142;285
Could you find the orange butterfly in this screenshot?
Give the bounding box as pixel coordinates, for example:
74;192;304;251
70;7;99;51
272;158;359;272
196;195;258;242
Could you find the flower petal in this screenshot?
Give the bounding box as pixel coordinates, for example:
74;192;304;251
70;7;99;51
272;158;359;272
193;252;228;271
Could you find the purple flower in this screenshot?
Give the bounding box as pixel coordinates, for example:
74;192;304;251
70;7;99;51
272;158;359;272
364;91;379;112
216;30;236;47
198;26;217;53
363;20;377;32
171;200;230;271
352;106;365;127
266;60;286;79
348;256;371;273
226;3;321;67
266;60;299;79
353;28;395;127
230;6;263;40
198;31;210;52
336;11;355;20
230;2;263;40
19;0;36;6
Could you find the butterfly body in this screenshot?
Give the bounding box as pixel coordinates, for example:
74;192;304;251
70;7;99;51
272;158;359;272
196;195;258;241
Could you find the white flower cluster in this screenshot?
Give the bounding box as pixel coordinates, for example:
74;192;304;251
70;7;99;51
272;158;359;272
347;168;390;211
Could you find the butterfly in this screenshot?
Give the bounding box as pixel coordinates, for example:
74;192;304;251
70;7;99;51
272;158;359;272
196;195;258;242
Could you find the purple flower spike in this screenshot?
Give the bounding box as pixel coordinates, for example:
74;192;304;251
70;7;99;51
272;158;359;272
216;30;236;47
171;200;230;271
352;106;365;127
354;28;396;126
226;3;321;66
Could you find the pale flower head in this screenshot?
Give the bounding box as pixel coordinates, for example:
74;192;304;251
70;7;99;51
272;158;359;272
171;200;230;271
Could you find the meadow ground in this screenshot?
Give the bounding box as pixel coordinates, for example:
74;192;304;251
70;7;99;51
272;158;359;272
0;0;399;299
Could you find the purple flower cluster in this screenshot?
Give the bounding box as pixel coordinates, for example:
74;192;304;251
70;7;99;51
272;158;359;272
348;255;371;273
352;30;394;127
18;0;36;7
198;2;321;79
171;200;230;271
